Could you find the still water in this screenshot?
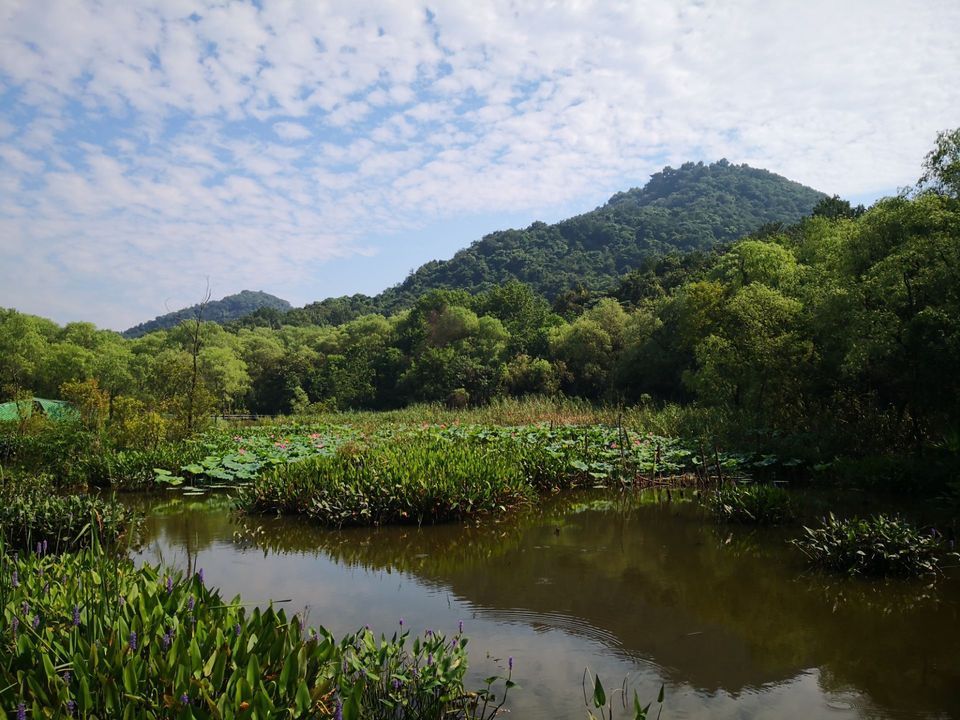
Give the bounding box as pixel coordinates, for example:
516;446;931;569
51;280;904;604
129;490;960;719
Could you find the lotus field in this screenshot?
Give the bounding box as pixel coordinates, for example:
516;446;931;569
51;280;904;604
165;423;801;525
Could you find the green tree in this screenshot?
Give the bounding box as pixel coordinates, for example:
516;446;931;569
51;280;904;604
918;127;960;198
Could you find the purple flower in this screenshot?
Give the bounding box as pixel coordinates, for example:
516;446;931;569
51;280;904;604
392;678;402;690
11;571;17;588
334;700;343;720
119;596;125;607
16;702;25;720
458;620;463;634
180;693;190;706
66;700;76;716
31;615;40;630
21;602;29;615
427;653;433;666
36;541;42;555
425;628;433;638
161;629;173;650
508;657;513;671
11;616;18;637
128;631;137;651
187;596;195;611
196;568;204;584
42;540;47;554
398;617;403;627
62;671;71;685
72;605;81;627
165;576;173;593
234;623;241;637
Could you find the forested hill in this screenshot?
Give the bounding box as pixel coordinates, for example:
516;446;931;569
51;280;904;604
279;160;824;325
379;160;823;306
124;290;291;338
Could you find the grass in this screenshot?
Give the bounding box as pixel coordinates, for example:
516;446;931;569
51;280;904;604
0;531;512;719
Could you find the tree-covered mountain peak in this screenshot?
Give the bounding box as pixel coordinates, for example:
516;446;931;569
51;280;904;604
124;290;291;338
372;160;825;311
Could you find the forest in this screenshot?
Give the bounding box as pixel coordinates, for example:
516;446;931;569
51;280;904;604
1;133;958;720
1;132;957;469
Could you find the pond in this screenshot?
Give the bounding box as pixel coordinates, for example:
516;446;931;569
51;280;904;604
129;490;960;719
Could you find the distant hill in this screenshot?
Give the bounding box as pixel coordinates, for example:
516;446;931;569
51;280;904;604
124;290;291;338
243;160;826;327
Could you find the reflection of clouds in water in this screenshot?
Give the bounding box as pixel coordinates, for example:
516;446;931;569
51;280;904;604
664;671;864;720
133;494;959;720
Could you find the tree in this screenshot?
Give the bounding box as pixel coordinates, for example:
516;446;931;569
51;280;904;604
60;378;109;430
186;285;212;429
812;195;865;219
918;127;960;198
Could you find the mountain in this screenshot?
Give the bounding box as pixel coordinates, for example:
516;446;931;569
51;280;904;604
246;160;826;327
124;290;292;338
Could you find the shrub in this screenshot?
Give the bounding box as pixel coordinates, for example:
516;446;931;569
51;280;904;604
792;513;955;577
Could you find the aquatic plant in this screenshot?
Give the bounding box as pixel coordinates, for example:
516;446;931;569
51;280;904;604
707;483;795;525
0;534;510;718
238;432;536;526
792;513;956;577
233;423;777;525
583;671;664;720
0;476;139;552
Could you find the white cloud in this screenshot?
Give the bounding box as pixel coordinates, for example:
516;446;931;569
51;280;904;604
0;0;958;328
273;121;312;141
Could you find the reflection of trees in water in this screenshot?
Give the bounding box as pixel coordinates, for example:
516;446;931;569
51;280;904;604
231;489;691;575
131;493;242;574
138;490;960;719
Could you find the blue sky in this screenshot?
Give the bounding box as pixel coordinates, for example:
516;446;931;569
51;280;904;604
1;1;958;330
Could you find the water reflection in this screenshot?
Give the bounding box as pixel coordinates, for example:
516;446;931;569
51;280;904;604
129;490;960;719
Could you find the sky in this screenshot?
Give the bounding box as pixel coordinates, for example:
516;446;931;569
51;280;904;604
1;1;958;331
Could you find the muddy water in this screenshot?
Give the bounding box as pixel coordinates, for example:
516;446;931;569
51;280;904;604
130;490;960;719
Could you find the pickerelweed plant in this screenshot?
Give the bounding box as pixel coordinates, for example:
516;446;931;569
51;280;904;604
0;476;139;552
235;424;781;527
0;532;511;718
792;513;957;577
238;432;536;526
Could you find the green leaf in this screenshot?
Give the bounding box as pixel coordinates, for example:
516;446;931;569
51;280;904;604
246;653;260;689
593;675;606;708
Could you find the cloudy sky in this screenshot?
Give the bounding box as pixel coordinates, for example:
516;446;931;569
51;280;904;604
1;0;958;330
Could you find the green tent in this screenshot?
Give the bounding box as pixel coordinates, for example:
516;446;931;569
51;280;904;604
0;398;79;422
